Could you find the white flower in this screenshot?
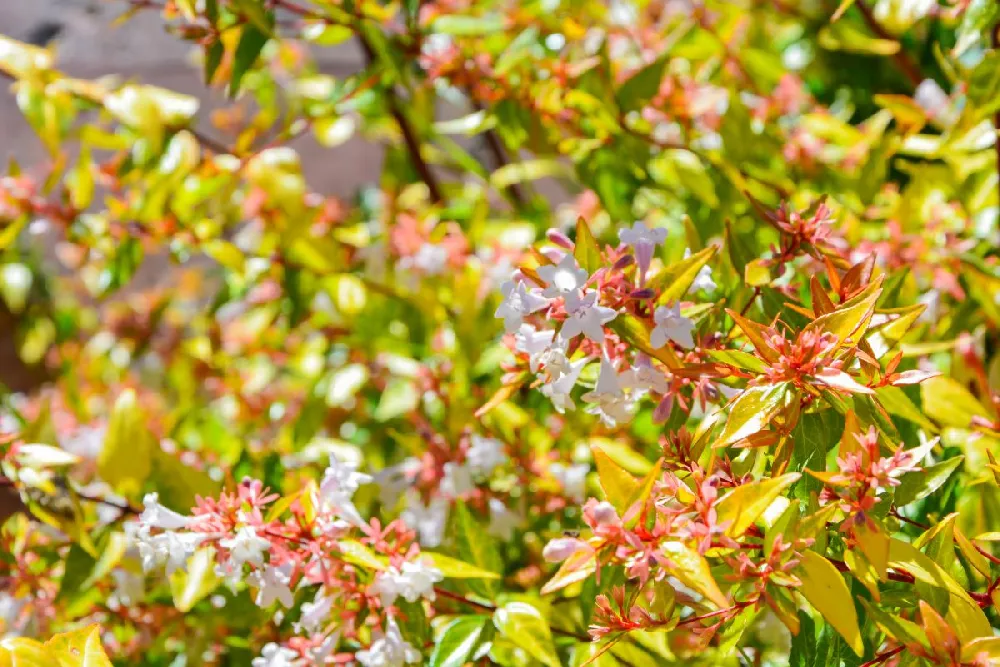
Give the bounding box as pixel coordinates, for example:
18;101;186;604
297;591;333;634
537;254;589;298
320;454;373;526
405;243;448;275
252;642;299;667
685;248;716;292
560;290;617;343
249;563;295;608
370;559;443;607
356;619;421;667
220;526;271;569
622;356;670;395
466;435;507;477
402;490;448;548
488;498;523;541
127;522;204;575
539;354;588;413
373;458;420;507
543;537;587;562
439;462;474;498
550;462;589;502
139;492;192;530
514;325;556;373
109;569;144;608
582;357;637;427
495;281;551;333
650;302;695;349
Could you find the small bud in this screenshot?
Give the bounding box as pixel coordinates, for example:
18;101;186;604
590;501;618;526
542;537;585;562
630;288;655;300
613;254;635;271
546;229;574;249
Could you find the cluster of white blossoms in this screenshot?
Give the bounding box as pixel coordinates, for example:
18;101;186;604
494;222;711;427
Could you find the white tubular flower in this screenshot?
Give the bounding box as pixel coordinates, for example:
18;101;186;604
537;254;589;298
619;221;667;279
139;492;192;530
514;324;556;373
401;490;448;548
488;498;524;541
126;522;204;575
650;302;696;349
539;356;588;413
220;526;271;569
582;356;637;427
495;280;551;333
466;435;507;477
370;559;443;607
550;462;589;502
373;458;421;507
685;248;717;292
251;642;299;667
409;243;448;275
356;619;421;667
319;454;372;527
622;355;670;395
439;462;474;498
559;290;617;344
297;591;333;634
248;563;295;608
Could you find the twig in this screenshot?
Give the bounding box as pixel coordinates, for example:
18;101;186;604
861;645;904;667
356;34;444;204
854;1;923;87
993;26;1000;215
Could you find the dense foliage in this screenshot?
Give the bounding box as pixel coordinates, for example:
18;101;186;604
1;0;1000;665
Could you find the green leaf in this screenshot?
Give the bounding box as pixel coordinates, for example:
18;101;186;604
661;541;728;609
98;389;153;497
607;314;682;370
374;379;420;421
920;376;989;428
453;501;502;597
653;246;717;305
874;385;938;432
574;218;603;275
493;602;560;667
859;599;929;651
894;455;964;507
796;551;864;657
170;547;219;612
593;444;638;514
714;383;789;449
616;55;667;112
715;473;801;538
44;625;113;667
431;14;506;36
430;617;489;667
229;23;271;97
887;538;992;642
204;40;224;84
422;552;501;579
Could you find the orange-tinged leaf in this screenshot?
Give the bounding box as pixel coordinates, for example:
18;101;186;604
726;309;779;363
920;600;961;660
796;551;864;656
475;374;527;418
803;275;883;350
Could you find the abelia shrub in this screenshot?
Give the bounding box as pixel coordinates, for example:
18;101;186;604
0;0;999;666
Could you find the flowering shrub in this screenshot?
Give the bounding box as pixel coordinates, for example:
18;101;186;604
1;0;1000;665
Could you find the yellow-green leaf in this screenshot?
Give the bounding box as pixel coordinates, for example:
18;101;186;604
803;276;883;350
170;547;219;612
593;445;638;514
574;218;602;275
654;246;717;305
920;376;989;428
97;389;153;498
422;552;501;579
715;383;789;449
796;550;864;656
44;625;112;667
715;473;801;538
493;602;561;667
661;541;728;609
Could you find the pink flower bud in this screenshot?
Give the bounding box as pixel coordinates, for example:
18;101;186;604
546;229;574;249
542;537;585;562
590;501;619;527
